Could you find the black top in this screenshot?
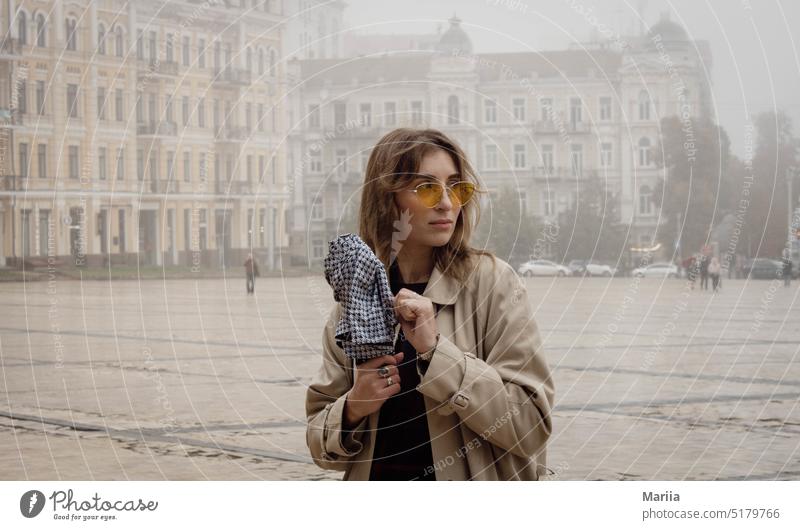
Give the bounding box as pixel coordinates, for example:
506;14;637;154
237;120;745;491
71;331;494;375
368;261;435;481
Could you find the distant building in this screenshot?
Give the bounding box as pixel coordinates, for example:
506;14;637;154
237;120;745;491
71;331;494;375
283;0;346;60
288;14;713;265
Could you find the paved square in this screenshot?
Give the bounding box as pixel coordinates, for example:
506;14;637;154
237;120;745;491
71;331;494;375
1;274;798;480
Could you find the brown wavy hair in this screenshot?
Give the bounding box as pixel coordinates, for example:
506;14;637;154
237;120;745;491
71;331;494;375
358;128;495;285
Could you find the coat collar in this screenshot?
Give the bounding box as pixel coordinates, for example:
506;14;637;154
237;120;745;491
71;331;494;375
422;261;462;306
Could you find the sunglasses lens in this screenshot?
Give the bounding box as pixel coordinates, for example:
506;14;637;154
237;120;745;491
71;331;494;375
416;183;442;207
450;182;475;205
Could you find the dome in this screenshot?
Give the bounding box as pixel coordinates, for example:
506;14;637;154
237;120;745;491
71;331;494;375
436;15;473;55
647;14;689;43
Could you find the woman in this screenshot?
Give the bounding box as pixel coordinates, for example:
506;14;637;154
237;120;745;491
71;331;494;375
305;128;554;480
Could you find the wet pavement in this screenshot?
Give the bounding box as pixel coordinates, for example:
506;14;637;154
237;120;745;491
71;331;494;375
1;274;798;480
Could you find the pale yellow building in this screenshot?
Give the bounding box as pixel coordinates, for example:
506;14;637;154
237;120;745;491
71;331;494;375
0;0;289;270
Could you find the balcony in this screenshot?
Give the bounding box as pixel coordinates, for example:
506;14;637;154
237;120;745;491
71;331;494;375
532;166;599;180
137;120;178;137
214;126;250;143
138;59;180;79
1;174;23;190
567;120;592;134
533;120;561;134
214;179;252;195
212;67;252;87
149;178;179;194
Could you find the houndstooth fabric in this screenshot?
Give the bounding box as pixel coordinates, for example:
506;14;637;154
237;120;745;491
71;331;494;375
323;233;398;362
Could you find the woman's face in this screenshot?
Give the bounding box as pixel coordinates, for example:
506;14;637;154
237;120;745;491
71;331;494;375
393;148;461;250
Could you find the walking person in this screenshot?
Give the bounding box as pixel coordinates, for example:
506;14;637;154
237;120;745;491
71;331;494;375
709;256;721;292
699;253;710;290
306;128;554;480
244;253;259;294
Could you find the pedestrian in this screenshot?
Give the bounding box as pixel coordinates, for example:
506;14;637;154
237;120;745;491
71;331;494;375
783;252;793;287
709;256;721;292
244;253;259;294
306;128;554;481
699;253;710;290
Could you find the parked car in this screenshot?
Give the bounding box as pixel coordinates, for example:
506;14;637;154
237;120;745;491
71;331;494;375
567;259;588;276
741;258;784;279
585;261;617;277
518;259;571;277
632;262;679;278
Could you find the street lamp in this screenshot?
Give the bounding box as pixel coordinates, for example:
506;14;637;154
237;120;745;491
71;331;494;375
788;166;798;247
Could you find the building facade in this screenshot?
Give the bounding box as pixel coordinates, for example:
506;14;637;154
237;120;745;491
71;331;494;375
288;14;713;265
1;0;289;270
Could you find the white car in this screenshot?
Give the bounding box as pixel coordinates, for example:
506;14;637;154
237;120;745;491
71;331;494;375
518;259;571;277
585;262;617;277
632;262;679;278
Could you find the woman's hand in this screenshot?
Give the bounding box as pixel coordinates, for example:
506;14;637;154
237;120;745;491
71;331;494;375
393;289;439;353
343;352;404;428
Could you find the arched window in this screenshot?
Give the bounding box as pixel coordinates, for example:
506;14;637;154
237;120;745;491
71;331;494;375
115;26;124;57
258;48;265;76
18;12;27;45
36;14;47;47
639;185;653;215
638;137;652;167
65;18;77;51
246;47;252;72
97;23;106;54
447;95;459;124
638;90;650;121
269;48;277;74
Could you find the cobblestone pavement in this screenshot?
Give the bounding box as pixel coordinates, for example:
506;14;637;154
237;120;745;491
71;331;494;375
1;274;798;480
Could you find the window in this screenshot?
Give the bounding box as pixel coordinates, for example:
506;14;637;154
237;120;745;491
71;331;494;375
359;103;371;126
115;89;123;121
570;144;583;177
258;48;265;75
65;18;77;51
484;99;497;124
513;144;526;169
136;93;144;123
199;209;207;251
18;12;27;45
136;30;143;59
638;137;652;167
246;102;252;131
166;150;174;179
384;101;396;126
308;104;320;128
115;26;123;57
484;144;498;170
37;144;47;179
36;14;46;47
309;148;321;173
183;151;191;182
541;190;555;216
570;97;582;126
137;148;144;180
257;103;264;131
19;143;29;178
116;147;124;180
259;155;265;182
246;155;253;182
599;96;612;121
148;31;156;62
539;98;553;122
97;87;106;120
17;80;26;114
639;185;653;215
513;98;526;121
213;99;219;130
39;210;50;256
600;142;613;168
197;98;205;128
540;144;554;170
333;149;347;174
333;101;346;127
98;24;106;54
411;101;423;125
447;95;459;124
182;96;189;126
198;38;206;68
182;36;190;66
638;90;650;121
68;146;79;179
311;202;323;221
98;147;107;180
118;209;126;252
149;152;158;181
165;33;174;62
66;84;79;118
36;81;45;115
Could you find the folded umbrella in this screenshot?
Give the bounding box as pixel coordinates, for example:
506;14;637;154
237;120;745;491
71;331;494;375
323;233;398;362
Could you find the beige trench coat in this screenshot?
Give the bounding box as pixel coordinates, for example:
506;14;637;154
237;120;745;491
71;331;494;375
305;253;555;480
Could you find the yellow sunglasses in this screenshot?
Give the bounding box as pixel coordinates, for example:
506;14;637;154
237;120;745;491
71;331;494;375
408;180;476;208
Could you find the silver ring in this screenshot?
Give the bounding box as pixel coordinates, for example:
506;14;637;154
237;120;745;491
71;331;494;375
386;376;394;386
377;365;389;378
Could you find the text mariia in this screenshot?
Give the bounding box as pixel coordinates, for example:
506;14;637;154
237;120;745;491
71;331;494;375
643;491;680;501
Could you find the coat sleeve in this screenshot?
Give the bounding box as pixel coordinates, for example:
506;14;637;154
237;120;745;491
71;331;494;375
305;303;369;471
415;258;554;460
